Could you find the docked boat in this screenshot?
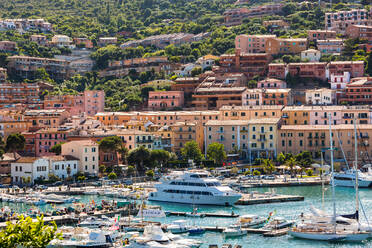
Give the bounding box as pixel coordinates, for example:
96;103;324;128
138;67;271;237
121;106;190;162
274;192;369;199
333;170;372;188
263;217;294;230
167;220;190;234
148;170;241;206
223;226;247;238
188;226;205;235
78;216;113;228
230;214;265;229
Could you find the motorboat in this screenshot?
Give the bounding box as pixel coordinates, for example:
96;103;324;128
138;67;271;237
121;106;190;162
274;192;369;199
78;216;113;228
223;226;247;238
148;170;241;206
333;170;372;188
188;227;205;235
230;214;265;228
48;227;122;247
167;220;190;234
263;217;294;230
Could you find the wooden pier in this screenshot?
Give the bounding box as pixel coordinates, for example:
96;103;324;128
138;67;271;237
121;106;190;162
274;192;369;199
236;179;329;188
236;193;304;205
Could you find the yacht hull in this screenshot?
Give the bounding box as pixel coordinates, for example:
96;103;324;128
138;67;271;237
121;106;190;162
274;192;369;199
289;230;370;242
148;193;241;206
333;179;372;188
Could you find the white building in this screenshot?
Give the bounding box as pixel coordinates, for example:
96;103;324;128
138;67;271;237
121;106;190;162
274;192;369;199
48;155;79;180
61;140;99;176
51;35;74;48
301;49;321;62
305;88;336;105
329;72;350;90
11;157;49;185
196;55;219;70
177;63;200;77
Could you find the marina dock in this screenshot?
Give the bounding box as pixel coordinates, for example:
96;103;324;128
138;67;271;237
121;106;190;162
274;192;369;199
236;193;304;205
232;179;329;188
166;211;239;218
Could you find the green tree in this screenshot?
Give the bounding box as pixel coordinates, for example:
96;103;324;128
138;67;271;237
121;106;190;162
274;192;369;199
50;143;63;155
99;136;124;165
0;215;61;248
191;67;202;77
34;68;52;82
118;146;129;165
6;133;25;156
207;142;227;165
146;169;155;178
108;172;117;180
181;141;203;162
127;146;151;175
262;159;276;175
150;149;171;167
253;170;261;176
286;157;297;177
277;152;286;165
127;165;135;176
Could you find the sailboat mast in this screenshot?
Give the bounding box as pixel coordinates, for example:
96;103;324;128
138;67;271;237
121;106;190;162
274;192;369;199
328;114;336;232
354;118;359;219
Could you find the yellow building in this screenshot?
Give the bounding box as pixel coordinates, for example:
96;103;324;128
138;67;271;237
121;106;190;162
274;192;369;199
282;106;311;125
205;118;281;160
170;121;204;155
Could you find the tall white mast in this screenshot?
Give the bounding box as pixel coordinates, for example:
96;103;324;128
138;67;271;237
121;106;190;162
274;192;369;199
354;118;359;221
328;113;336;233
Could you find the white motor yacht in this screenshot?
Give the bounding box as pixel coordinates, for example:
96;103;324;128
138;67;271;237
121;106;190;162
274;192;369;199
223;226;247;238
230;214;265;229
78;216;113;228
333;169;372;188
148;170;241;206
166;220;190;234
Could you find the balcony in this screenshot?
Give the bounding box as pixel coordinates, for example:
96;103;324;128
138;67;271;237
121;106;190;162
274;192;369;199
136;139;153;143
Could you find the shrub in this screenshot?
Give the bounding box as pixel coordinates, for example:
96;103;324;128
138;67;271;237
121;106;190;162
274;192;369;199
146;169;155;178
306;169;313;176
108;172;117;180
244;171;251;175
253;170;261;176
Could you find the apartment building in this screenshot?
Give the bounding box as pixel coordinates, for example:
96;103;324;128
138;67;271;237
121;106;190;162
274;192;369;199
282;106;310;125
214;49;270;79
7;55;70;81
0;18;52;32
24;109;69;130
0;83;40;107
30;35;48;45
0;41;17;52
147;91;184;110
278;124;372;161
34;128;70;157
171;77;200;97
268;61;364;81
307;30;337;42
224;4;283;26
99;56;178;78
325;9;371;34
330;72;350;99
235;35;275;53
242;88;262;106
301;49;321;62
328;61;364;78
346;25;372;42
305;88;336;105
266;37;307;55
61;140;99;175
338;77;372;105
170;121;204;155
0;116;29;139
192;87;246;110
257;78;287;89
219;105;284;121
262;89;292;106
45;90;104;116
308;106;344;125
205;118;280;159
317;39;343;54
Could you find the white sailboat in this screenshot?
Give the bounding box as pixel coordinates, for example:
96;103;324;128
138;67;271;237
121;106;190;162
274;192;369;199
289;115;371;242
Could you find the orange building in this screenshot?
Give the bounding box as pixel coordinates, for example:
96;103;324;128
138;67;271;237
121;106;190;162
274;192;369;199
0;83;40;107
262;89;292;106
24;109;70;130
307;30;337;42
265;38;307;55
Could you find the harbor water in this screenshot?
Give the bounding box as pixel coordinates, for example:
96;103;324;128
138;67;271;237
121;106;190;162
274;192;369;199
1;185;372;247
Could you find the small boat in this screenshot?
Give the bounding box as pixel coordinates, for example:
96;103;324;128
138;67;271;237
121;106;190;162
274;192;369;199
223;226;247;238
167;220;190;234
188;227;205;235
263;217;294;230
231;214;265;228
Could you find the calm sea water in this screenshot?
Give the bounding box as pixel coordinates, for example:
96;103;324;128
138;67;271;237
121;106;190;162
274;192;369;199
1;186;372;247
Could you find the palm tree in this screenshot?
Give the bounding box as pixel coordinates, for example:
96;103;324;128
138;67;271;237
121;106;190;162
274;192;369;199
285;157;297;177
262;159;275;175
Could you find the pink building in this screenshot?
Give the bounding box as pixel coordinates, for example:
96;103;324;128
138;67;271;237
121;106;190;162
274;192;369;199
325;9;371;34
257;78;286;89
235;34;275;53
148;91;184;110
307;30;337;42
73;38;93;48
35;128;70;157
84;90;105;115
30;35;48;45
0;41;17;52
328;61;364;78
308;106;344;125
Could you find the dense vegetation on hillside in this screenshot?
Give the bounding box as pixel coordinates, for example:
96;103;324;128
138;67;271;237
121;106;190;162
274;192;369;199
0;0;370;110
